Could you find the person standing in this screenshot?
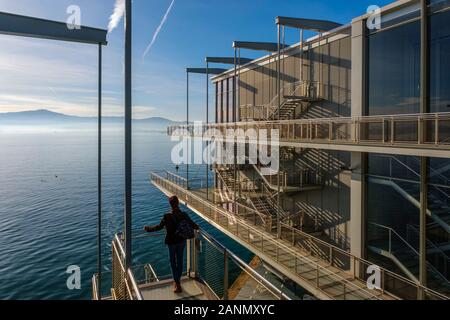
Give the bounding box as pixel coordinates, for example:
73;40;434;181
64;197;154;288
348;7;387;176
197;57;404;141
144;196;199;293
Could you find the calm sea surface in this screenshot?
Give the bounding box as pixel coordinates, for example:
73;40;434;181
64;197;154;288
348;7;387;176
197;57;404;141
0;128;251;300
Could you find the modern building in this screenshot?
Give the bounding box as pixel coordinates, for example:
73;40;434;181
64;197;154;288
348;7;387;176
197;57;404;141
150;0;450;300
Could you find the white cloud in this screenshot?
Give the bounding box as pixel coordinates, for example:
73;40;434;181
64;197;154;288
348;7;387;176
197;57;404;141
143;0;176;58
108;0;125;33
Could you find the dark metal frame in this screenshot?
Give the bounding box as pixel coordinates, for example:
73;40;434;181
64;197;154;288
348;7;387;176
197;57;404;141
0;10;107;299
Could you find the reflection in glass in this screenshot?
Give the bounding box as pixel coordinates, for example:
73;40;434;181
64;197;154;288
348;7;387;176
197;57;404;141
368;21;420;116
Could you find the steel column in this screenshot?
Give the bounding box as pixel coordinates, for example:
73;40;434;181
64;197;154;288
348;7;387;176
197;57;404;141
234;48;238;210
187;72;190;189
206;62;209;200
419;0;430;298
300;29;304;82
277;24;282;238
124;0;132;270
97;43;102;300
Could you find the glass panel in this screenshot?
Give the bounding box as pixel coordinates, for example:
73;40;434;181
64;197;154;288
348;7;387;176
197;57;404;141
430;8;450;113
367;154;420;280
368;21;420;116
426;158;450;295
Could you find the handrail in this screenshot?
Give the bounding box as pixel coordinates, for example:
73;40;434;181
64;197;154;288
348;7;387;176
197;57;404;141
130;227;291;300
172;112;450;128
112;234;144;300
199;230;291;300
167;112;450;151
92;274;99;300
279;221;437;296
377;154;450;204
369;222;419;256
410;157;450;185
128;268;144;300
369;223;449;286
240;80;326;121
216;169;237;199
151;172;394;300
260;183;290;220
163;171;270;227
152;172;450;300
406;224;450;263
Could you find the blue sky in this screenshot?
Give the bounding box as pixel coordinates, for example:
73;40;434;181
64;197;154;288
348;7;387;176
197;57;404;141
0;0;392;121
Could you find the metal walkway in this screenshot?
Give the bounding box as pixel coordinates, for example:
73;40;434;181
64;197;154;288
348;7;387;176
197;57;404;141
167;112;450;158
139;277;214;301
151;172;449;300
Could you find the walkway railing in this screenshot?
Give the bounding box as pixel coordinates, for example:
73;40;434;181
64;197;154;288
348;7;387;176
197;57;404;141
150;172;449;300
167;112;450;152
110;229;290;300
110;234;144;300
191;230;291;300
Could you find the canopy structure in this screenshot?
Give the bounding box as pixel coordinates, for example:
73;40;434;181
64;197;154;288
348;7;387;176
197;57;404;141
275;16;342;32
206;57;253;65
186;67;228;75
0;11;107;45
232;41;289;52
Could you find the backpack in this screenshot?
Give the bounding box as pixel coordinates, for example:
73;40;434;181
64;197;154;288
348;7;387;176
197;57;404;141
171;212;195;240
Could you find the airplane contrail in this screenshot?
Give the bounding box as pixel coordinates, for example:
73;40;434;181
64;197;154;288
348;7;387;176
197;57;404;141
143;0;176;58
108;0;125;33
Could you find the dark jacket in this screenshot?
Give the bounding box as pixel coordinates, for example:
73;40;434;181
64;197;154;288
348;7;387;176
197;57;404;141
146;209;199;245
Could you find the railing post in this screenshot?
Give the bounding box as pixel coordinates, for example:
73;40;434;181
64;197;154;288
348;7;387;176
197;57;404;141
418;117;423;145
187;238;192;277
329;122;333;141
389;229;392;254
329;246;333;266
391;117;395;144
435;114;439;145
343;283;346;300
316;265;320;288
223;250;229;300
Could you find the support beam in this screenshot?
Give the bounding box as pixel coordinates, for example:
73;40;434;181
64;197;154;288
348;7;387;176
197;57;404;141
124;0;132;270
0;11;107;45
233;41;288;52
186;68;227;75
276;24;282;238
206;57;253;65
186;72;190;189
419;0;430;297
350;19;368;261
206;62;209;200
276;16;342;32
97;43;102;300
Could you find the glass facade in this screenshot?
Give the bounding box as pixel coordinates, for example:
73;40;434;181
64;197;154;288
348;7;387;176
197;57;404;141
430;6;450;113
215;77;235;123
367;5;450;295
367;154;421;279
427;5;450;293
368;21;420;116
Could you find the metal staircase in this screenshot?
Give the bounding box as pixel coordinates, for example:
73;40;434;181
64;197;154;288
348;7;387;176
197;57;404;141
406;224;450;281
240;80;325;122
370;155;450;234
368;223;450;295
251;161;322;193
295;203;350;250
249;196;278;231
216;168;238;201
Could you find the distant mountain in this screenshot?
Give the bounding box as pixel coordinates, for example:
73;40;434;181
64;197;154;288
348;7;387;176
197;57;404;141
0;110;185;130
